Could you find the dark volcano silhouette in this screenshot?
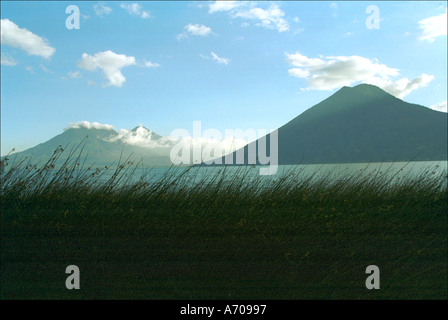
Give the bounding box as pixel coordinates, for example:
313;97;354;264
212;84;447;165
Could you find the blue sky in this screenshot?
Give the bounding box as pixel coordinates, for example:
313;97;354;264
1;1;447;155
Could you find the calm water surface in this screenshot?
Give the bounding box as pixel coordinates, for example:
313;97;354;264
117;161;447;187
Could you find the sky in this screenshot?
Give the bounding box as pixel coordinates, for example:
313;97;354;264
1;1;447;155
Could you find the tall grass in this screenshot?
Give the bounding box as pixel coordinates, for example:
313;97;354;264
1;144;446;215
1;144;447;299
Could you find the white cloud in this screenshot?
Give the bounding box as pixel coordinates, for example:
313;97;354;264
40;64;54;74
210;52;230;65
120;3;151;19
104;125;248;164
286;52;434;98
78;50;136;87
430;100;447;112
418;8;447;42
177;23;213;40
68;121;115;131
107;126;173;149
1;19;55;59
208;2;289;32
186;23;212;36
208;1;244;13
232;4;289;32
25;65;34;73
68;70;82;78
94;3;112;17
1;52;17;66
370;74;434;99
143;60;160;68
66;123;248;161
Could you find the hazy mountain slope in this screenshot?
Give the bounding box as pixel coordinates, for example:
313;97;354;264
5;126;174;168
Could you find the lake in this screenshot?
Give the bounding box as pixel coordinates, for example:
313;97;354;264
2;160;445;190
112;161;447;188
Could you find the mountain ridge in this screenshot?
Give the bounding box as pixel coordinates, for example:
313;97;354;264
210;84;447;165
3;124;174;168
3;84;447;168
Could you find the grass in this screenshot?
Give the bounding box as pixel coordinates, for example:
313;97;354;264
1;145;447;299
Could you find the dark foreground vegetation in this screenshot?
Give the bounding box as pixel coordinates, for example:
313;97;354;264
1;146;447;299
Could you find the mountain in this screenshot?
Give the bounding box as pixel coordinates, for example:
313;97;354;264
4;84;447;168
210;84;447;165
4;125;175;168
131;125;163;140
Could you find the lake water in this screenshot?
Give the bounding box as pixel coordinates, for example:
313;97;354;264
2;161;446;190
112;161;447;188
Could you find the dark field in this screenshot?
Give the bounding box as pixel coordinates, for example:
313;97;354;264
1;149;447;299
